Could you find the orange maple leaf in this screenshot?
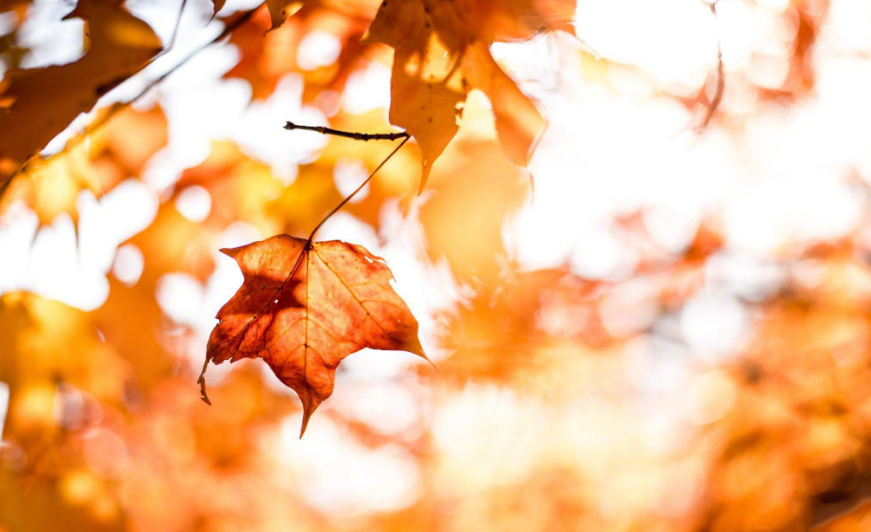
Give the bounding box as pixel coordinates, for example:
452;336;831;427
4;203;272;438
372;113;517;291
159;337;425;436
199;235;426;436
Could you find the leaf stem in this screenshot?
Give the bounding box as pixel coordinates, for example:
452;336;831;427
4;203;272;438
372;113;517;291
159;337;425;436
284;121;409;141
307;136;410;242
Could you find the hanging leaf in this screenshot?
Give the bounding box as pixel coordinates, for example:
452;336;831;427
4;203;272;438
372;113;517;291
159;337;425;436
201;235;426;436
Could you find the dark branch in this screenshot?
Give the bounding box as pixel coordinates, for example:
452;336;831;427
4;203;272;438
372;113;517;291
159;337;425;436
284;121;409;141
167;0;189;50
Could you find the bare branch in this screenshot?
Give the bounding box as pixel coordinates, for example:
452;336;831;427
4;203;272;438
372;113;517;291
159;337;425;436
284;121;409;142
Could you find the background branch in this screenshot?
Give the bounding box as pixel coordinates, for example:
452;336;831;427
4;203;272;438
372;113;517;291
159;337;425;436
696;0;724;132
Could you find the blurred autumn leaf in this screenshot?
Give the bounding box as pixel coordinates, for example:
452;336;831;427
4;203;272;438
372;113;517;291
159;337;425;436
173;141;284;234
0;0;162;182
0;104;167;226
363;0;571;188
0;292;129;454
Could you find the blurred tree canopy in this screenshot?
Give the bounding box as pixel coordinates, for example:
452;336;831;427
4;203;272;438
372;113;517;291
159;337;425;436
3;0;871;531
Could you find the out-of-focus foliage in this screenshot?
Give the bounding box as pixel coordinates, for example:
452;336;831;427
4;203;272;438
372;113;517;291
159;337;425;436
224;1;373;102
0;105;168;226
3;0;871;531
0;0;162;181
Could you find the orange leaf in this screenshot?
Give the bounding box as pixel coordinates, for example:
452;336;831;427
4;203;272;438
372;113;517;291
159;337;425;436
462;41;544;167
364;0;571;189
0;0;162;180
363;0;465;190
201;235;426;436
266;0;306;32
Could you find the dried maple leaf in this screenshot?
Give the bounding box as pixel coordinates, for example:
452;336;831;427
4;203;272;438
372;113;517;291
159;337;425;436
201;235;426;436
0;0;162;181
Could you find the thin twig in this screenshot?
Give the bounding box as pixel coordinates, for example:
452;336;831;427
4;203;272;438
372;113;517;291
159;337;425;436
167;0;190;50
696;0;724;132
284;121;409;141
0;3;265;201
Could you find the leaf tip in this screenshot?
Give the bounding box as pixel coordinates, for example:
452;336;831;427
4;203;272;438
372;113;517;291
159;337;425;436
299;407;314;438
298;387;321;438
414;345;439;375
417;163;432;196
